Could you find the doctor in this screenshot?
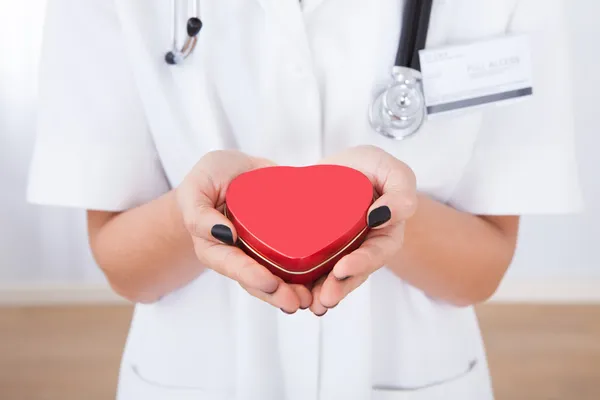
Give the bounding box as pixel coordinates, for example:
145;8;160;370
28;0;581;399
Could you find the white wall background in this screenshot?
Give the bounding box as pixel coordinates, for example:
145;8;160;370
0;0;104;290
0;1;598;303
501;0;600;284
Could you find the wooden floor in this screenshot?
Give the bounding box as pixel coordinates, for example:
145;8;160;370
0;305;598;400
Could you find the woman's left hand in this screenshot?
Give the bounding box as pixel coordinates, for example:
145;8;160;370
309;145;418;316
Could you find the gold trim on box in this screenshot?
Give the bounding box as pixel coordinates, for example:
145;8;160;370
224;205;368;275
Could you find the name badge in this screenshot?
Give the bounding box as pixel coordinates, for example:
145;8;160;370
419;34;534;118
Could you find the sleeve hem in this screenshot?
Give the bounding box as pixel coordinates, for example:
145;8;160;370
26;138;170;212
448;196;585;216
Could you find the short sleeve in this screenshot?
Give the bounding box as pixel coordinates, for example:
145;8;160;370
27;0;170;212
447;0;584;215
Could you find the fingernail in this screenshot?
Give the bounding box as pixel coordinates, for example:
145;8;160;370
335;275;351;282
281;308;296;315
300;306;310;310
368;206;391;228
261;280;280;295
327;303;339;309
315;310;328;317
211;224;234;245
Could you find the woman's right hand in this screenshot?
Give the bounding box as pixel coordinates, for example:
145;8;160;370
176;150;311;313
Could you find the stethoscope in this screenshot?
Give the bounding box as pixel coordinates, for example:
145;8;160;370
164;0;203;65
165;0;433;140
370;0;434;139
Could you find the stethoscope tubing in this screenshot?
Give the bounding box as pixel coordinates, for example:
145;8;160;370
166;0;434;140
411;0;434;71
396;0;434;71
166;0;201;65
167;0;433;70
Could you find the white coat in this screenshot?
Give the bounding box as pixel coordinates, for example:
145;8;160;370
27;0;583;399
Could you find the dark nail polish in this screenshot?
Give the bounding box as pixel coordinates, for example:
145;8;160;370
211;224;234;245
315;310;328;317
281;308;296;315
368;206;391;228
300;305;310;310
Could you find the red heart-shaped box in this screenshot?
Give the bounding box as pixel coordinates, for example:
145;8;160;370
224;165;374;285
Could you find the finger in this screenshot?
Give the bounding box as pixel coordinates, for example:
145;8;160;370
317;273;346;309
178;150;275;241
290;284;313;310
245;281;301;313
360;148;417;227
367;190;416;230
196;241;280;294
331;224;404;281
321;225;403;307
309;276;329;317
319;145;418;227
178;181;235;243
319;274;369;309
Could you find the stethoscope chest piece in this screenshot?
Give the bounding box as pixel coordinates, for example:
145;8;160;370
369;66;426;140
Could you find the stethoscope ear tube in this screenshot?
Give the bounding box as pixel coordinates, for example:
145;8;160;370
165;0;202;65
165;0;433;141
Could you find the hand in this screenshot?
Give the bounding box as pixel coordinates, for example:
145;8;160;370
176;150;312;313
309;145;418;316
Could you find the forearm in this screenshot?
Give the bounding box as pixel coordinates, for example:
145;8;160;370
87;190;202;303
388;193;519;307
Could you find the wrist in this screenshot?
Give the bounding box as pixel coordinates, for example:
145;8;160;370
167;188;189;236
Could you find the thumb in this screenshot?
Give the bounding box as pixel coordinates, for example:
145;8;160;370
367;189;417;230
